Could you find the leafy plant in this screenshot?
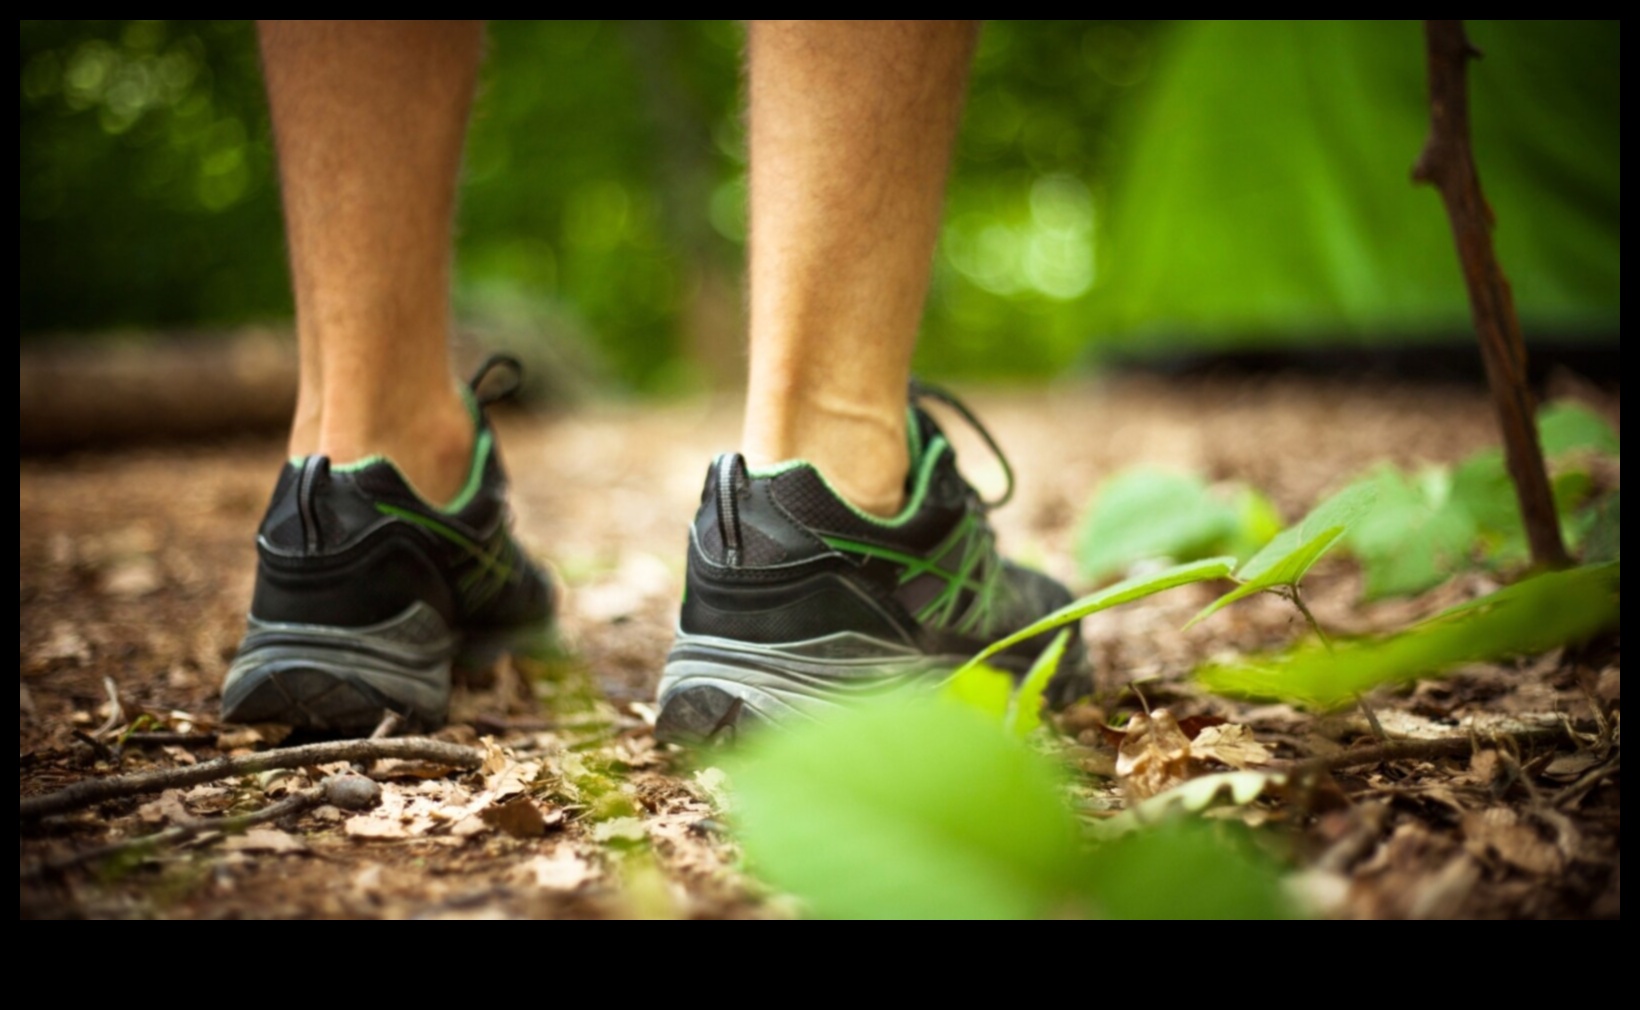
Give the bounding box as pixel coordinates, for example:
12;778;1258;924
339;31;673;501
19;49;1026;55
940;628;1073;738
724;695;1294;919
1342;401;1618;595
1074;467;1279;583
958;556;1236;674
1195;561;1620;709
1186;481;1377;631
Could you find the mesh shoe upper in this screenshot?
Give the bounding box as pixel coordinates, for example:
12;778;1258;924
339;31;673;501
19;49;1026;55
248;429;552;637
659;389;1086;742
221;356;553;731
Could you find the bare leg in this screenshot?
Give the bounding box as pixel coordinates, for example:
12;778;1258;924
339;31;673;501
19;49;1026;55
259;20;482;506
742;20;978;517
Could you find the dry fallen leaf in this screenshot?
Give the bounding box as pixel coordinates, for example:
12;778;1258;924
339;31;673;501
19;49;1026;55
479;796;556;838
38;622;92;667
221;828;307;854
514;847;597;890
1190;723;1274;769
136;791;191;826
1541;751;1604;782
1114;709;1194;801
101;558;162;597
1462;807;1564;876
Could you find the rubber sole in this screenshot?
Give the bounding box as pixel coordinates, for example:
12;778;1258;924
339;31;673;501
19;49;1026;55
221;601;457;732
655;630;1089;745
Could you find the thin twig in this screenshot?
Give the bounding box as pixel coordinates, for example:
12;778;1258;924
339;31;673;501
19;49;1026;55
20;737;483;820
121;732;219;748
27;787;325;876
368;710;404;741
1282;723;1571;776
1355;693;1390;743
93;676;124;739
1280;586;1333;651
1556;755;1620;810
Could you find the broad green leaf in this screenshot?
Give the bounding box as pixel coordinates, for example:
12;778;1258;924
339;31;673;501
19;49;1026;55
1451;447;1600;569
1074;468;1241;583
1538;401;1620;458
1006;630;1069;739
1187;480;1376;628
1450;449;1528;568
1196;562;1620;709
1186;528;1345;629
1237;480;1377;583
961;557;1235;672
940;662;1014;719
1227;486;1284;562
1345;465;1477;599
728;698;1087;919
1080;821;1296;920
1578;490;1620;563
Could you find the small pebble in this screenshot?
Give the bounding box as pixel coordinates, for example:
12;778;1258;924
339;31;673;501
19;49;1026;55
323;774;381;811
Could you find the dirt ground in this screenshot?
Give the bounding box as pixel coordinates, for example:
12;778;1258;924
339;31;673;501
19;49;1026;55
18;373;1621;918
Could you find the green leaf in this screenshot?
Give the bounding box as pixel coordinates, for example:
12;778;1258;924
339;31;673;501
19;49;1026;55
1196;562;1620;709
1006;630;1069;739
1578;489;1621;563
1450;449;1528;568
1345;465;1477;599
940;662;1014;719
1187;480;1376;629
1538;401;1620;458
1227;485;1284;562
1238;480;1377;583
1080;821;1296;920
1186;528;1345;629
727;698;1088;919
960;557;1235;672
1074;468;1241;583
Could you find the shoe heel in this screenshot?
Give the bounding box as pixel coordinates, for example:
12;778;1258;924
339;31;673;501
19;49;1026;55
222;601;456;731
655;631;947;744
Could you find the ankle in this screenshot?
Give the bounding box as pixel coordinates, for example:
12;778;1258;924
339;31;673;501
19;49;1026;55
744;398;909;517
316;388;476;507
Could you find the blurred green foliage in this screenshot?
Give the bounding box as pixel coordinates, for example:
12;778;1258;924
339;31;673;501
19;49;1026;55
1091;20;1621;352
20;21;285;330
19;21;1620;391
727;696;1295;918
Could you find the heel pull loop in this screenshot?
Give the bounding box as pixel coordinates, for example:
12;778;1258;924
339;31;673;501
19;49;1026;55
716;453;747;568
468;353;525;408
296;455;329;555
910;379;1015;510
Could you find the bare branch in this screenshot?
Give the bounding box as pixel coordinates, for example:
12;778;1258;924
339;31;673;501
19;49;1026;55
1413;19;1569;570
20;737;483;820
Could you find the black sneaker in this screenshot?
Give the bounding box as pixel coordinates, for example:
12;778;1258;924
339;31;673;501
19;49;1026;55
220;355;555;732
656;382;1087;743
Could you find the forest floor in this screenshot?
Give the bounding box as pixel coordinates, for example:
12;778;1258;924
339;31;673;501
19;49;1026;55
19;372;1621;918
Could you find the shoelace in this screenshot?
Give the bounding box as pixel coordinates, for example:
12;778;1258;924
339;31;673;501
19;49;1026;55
909;378;1016;510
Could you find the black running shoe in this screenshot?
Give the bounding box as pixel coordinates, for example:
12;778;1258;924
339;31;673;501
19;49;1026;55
220;356;555;732
656;382;1087;743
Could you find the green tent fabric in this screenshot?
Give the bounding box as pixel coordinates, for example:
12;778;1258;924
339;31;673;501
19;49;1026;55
1089;20;1620;352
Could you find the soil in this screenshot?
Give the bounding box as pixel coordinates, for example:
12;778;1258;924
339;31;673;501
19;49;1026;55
19;373;1621;919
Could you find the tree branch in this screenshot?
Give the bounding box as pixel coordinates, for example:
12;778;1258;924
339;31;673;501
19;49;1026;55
1413;19;1570;570
20;737;483;820
1285;721;1572;775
